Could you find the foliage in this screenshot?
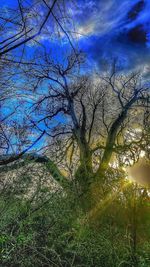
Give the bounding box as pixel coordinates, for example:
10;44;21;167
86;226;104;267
0;169;149;267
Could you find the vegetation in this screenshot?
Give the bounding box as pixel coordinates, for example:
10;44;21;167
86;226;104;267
1;166;150;266
0;1;150;266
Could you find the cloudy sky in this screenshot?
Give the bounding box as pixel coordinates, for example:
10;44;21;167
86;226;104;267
72;0;150;70
0;0;150;152
0;0;150;71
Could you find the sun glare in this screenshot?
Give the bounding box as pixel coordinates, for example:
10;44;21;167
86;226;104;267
126;157;150;187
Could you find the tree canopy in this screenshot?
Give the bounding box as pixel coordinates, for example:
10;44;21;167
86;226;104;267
0;1;150;267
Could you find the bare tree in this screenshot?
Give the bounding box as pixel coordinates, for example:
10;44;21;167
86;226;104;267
0;0;74;57
0;53;149;210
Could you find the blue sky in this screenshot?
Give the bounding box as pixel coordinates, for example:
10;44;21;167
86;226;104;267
1;0;150;153
1;0;150;71
72;0;150;71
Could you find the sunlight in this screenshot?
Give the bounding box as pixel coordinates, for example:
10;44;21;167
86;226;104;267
127;158;150;187
87;179;132;221
1;1;150;266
